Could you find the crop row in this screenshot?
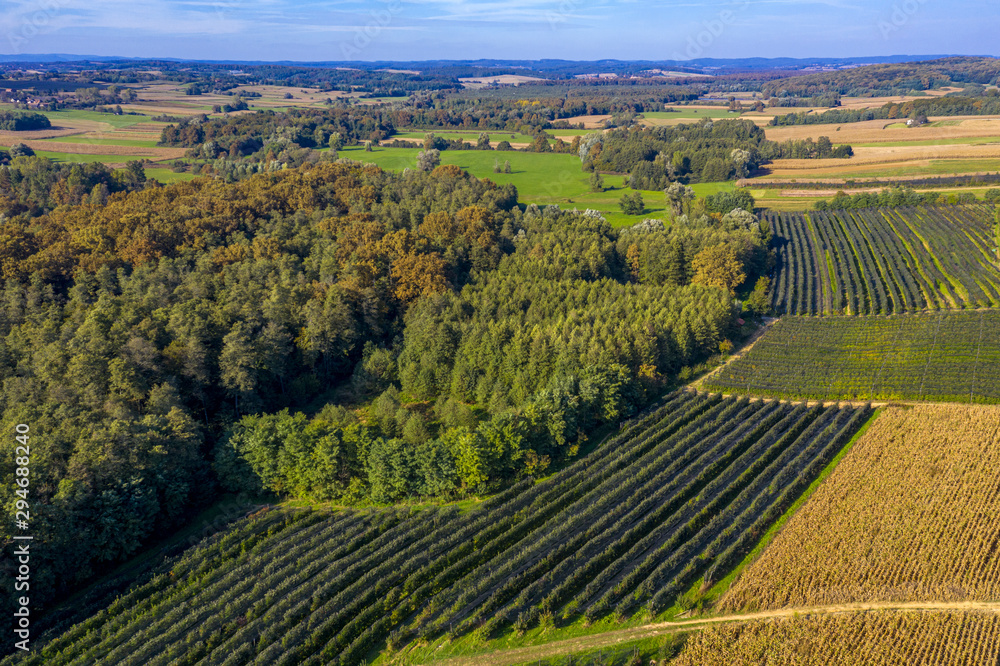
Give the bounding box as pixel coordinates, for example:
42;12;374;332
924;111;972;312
706;311;1000;403
768;205;1000;315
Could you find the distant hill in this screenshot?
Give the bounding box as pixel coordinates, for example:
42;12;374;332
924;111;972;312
0;54;984;78
761;56;1000;96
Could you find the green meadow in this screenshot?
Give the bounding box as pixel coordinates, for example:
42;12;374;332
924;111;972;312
642;108;745;121
38;108;154;128
340;145;675;227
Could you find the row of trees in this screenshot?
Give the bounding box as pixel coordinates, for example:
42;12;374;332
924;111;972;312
814;187;987;210
0;110;50;131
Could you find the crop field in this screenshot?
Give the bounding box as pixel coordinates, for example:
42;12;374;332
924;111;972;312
767;205;1000;315
751;116;1000;182
6;392;872;665
718;404;1000;611
673;610;1000;665
704;312;1000;402
763;116;1000;145
121;82;360;116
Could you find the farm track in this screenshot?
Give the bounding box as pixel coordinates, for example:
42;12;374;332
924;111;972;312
424;601;1000;666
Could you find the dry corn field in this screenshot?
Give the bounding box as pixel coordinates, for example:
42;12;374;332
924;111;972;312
672;610;1000;666
719;404;1000;612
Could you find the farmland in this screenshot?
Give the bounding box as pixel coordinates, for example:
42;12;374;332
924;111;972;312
704;312;1000;402
5;392;872;665
719;404;1000;611
768;205;1000;315
673;610;1000;666
749;115;1000;189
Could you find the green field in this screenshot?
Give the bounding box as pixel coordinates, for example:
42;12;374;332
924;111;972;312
642;108;744;121
690;181;736;197
340;145;671;227
38;108;153;128
704;311;1000;403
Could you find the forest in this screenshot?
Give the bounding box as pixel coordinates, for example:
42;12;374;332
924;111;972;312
158;108;395;156
0;159;770;619
761;56;1000;98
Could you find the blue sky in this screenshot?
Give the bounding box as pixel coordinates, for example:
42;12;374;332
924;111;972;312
0;0;995;62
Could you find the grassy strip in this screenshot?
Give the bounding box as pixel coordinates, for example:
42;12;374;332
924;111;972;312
695;406;883;607
508;634;686;666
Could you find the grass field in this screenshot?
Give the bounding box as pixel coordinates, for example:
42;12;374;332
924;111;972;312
766;205;1000;315
704;311;1000;403
719;404;1000;612
673;610;1000;665
340;145;671;227
39;108;152;129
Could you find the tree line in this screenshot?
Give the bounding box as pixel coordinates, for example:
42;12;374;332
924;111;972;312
579;119;850;187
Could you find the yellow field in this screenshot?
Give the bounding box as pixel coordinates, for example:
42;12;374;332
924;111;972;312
127;82;358;115
459;74;546;88
673;610;1000;666
14;140;185;159
764;116;1000;144
563;114;611;128
720;405;1000;612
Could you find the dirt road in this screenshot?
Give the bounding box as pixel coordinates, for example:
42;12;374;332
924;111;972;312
424;600;1000;665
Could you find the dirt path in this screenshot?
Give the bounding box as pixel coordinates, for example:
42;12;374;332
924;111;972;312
424;601;1000;665
692;316;778;390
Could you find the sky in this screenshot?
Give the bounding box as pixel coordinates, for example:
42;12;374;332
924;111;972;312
0;0;996;62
